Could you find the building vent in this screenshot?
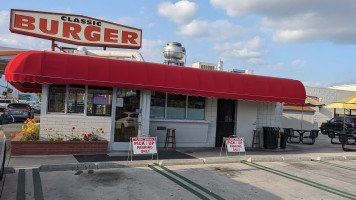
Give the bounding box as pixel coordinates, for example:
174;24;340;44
163;42;185;66
229;69;254;74
192;62;217;71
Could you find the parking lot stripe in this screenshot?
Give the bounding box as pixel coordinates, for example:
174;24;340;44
314;160;356;172
32;169;43;200
241;161;356;200
242;161;356;200
16;169;25;200
148;164;210;200
154;163;224;200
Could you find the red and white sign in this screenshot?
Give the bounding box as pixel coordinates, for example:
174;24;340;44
132;137;157;154
226;138;245;152
9;9;142;49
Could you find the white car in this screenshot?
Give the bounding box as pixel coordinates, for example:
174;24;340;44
0;128;6;180
115;112;139;129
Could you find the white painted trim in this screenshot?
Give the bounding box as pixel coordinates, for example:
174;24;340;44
150;119;211;124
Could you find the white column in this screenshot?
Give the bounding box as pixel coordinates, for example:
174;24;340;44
139;90;151;137
41;84;49;115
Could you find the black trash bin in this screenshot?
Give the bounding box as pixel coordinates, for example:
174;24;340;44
280;131;287;149
263;126;278;149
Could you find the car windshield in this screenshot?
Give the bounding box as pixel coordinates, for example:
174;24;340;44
8;104;28;108
0;100;12;103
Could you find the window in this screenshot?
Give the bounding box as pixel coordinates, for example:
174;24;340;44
47;84;113;116
188;96;205;120
48;84;66;113
150;91;166;119
68;85;85;113
150;92;206;120
167;93;186;119
87;86;113;116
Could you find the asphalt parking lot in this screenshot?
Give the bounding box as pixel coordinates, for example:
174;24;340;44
1;160;356;200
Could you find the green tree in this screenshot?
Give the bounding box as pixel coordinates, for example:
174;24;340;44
6;87;13;94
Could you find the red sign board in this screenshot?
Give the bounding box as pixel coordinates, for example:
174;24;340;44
9;9;142;49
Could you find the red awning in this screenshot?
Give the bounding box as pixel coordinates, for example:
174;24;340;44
5;51;306;104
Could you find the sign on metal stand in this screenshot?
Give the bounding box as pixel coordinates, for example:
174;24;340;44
128;137;158;162
220;135;246;157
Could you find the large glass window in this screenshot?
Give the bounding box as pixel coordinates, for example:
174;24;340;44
48;84;66;113
188;96;205;120
150;92;206;120
150;91;166;119
87;86;113;116
167;93;186;119
68;85;85;113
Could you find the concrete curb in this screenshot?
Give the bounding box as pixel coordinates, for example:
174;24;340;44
7;154;356;172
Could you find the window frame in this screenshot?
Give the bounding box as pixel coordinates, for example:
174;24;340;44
47;84;112;117
150;91;206;120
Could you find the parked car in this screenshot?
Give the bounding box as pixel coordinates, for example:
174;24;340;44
5;103;34;122
0;99;14;112
0;128;6;180
320;116;356;134
31;104;41;114
27;101;41;114
115;112;139;129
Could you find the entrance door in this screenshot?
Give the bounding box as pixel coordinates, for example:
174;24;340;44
215;98;235;147
113;89;140;149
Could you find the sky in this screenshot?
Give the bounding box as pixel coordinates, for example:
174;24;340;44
1;0;356;89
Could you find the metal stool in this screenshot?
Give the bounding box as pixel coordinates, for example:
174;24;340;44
164;128;176;149
252;130;261;148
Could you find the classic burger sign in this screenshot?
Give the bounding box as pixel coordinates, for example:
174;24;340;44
9;9;142;49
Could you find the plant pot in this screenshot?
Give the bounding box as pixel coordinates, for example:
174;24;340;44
11;136;108;156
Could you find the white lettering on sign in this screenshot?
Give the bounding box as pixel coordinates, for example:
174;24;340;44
226;138;245;152
132;137;157;154
9;9;142;49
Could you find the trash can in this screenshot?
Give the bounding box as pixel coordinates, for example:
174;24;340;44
280;131;287;149
263;127;278;149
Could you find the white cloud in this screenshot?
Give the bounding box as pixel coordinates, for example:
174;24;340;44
210;0;356;44
64;8;72;14
116;16;136;25
139;39;165;63
247;58;269;65
157;0;198;24
0;11;9;26
178;19;246;41
291;59;306;66
213;36;265;58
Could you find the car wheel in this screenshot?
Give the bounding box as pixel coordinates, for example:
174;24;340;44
0;144;6;181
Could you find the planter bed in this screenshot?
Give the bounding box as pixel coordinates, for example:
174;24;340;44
11;136;108;156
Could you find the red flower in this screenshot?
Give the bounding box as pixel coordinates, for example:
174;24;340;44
72;127;75;130
88;133;92;137
100;128;103;131
49;128;53;131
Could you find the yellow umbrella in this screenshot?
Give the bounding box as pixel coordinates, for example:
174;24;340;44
324;95;356;131
324;102;356;109
333;94;356;104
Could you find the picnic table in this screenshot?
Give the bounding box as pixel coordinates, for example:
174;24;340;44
337;131;356;151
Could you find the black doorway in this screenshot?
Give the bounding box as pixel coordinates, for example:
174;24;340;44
215;98;236;147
